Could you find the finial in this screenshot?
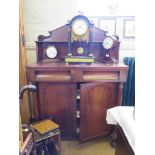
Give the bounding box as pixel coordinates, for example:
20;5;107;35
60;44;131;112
66;18;71;23
78;11;84;15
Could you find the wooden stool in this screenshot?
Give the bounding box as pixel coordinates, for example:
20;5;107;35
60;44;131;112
31;119;61;155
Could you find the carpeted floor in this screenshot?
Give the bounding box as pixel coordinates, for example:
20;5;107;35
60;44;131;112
61;137;115;155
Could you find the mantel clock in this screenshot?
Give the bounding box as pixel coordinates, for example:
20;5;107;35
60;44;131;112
102;35;119;64
65;15;95;64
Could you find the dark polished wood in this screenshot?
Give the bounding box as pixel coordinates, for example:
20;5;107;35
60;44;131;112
115;125;135;155
26;63;128;141
38;83;77;136
26;15;128;142
110;125;118;147
80;83;117;142
35;25;119;63
26;62;128;83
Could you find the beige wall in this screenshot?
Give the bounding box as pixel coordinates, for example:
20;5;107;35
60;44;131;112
24;0;135;64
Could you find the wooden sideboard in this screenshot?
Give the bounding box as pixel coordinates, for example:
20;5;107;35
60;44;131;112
26;62;128;142
26;15;128;143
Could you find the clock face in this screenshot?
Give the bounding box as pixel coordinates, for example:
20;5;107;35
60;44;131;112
103;37;114;50
72;19;88;36
77;47;84;54
46;46;57;58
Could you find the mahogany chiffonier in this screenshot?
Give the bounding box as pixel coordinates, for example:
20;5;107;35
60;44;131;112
26;15;128;143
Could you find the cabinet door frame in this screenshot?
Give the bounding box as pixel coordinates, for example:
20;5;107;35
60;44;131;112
80;82;118;142
37;82;77;136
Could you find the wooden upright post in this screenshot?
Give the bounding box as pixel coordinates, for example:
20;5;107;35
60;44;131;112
19;0;30;124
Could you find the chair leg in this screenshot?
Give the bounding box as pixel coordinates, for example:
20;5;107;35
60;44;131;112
110;125;118;147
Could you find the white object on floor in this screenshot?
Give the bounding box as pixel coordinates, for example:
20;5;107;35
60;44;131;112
106;106;135;153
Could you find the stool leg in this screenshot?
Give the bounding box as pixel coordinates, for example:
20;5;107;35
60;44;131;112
49;133;61;155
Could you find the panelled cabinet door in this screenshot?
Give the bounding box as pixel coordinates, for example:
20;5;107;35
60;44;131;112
80;82;118;142
38;83;77;136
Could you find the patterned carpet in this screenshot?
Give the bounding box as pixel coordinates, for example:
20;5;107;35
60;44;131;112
61;137;115;155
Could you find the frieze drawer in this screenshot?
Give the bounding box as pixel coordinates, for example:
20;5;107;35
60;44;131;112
83;71;119;81
36;71;71;82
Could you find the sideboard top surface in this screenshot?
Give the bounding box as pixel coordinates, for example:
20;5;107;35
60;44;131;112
26;62;128;71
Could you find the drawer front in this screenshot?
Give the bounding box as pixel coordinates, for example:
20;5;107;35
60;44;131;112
36;71;71;82
27;69;127;82
83;71;119;81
